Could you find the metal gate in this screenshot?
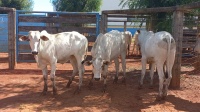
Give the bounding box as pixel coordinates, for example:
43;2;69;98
16;10;100;62
0;14;8;52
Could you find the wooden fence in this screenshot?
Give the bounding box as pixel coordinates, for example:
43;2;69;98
100;2;200;88
0;14;9;52
2;2;200;88
0;7;16;70
16;11;100;62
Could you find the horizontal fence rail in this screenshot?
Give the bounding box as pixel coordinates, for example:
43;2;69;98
100;2;200;89
16;10;100;62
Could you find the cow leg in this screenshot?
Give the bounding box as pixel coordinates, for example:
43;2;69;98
139;58;147;89
149;63;156;89
163;74;172;99
113;58;119;84
131;44;135;55
50;64;57;95
156;64;165;101
102;65;108;93
138;46;141;55
42;66;48;95
67;56;78;88
127;45;130;56
121;53;126;84
88;73;94;90
163;58;173;99
74;56;84;94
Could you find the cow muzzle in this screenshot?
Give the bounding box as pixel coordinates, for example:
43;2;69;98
32;51;38;55
94;78;100;81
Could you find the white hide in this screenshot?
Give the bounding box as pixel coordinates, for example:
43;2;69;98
131;31;140;55
91;30;127;83
37;30;88;67
123;31;132;46
138;30;176;99
194;38;200;53
19;30;88;94
122;31;132;55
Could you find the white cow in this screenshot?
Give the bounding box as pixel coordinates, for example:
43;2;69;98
194;37;200;53
123;31;132;56
137;30;176;100
84;30;128;92
19;30;88;95
131;31;140;55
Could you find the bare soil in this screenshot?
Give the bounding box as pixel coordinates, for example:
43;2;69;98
0;53;200;112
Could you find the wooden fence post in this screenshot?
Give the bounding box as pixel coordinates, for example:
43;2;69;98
194;15;200;70
100;14;104;34
100;12;107;34
124;21;127;31
171;10;183;89
8;8;16;69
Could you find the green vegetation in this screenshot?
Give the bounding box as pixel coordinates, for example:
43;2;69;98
51;0;102;12
119;0;200;32
0;0;34;11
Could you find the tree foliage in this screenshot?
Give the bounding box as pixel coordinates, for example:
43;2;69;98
120;0;200;9
0;0;34;11
119;0;200;32
51;0;102;12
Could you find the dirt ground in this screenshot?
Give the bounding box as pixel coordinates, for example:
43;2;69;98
0;52;200;112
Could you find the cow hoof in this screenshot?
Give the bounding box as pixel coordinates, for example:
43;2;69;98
88;81;93;90
66;80;72;88
53;91;58;95
53;89;57;95
74;87;81;95
66;83;70;88
121;77;126;84
162;96;166;100
138;85;143;90
101;84;107;93
89;81;93;86
101;88;106;93
149;85;153;89
155;95;163;101
113;77;118;84
41;91;47;96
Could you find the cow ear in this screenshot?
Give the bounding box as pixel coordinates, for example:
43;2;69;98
40;36;49;41
19;36;30;41
103;60;109;65
137;30;140;34
82;60;92;66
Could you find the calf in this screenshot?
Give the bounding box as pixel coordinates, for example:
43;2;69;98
131;31;140;55
84;30;128;92
137;30;176;100
123;31;132;56
19;30;88;95
194;35;200;53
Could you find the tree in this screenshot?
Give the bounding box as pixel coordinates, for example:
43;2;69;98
120;0;200;10
119;0;200;32
51;0;102;12
0;0;34;11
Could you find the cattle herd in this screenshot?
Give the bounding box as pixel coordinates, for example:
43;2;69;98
19;29;200;101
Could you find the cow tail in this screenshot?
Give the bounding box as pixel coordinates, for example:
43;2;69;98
81;40;88;64
165;35;172;79
85;41;88;60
